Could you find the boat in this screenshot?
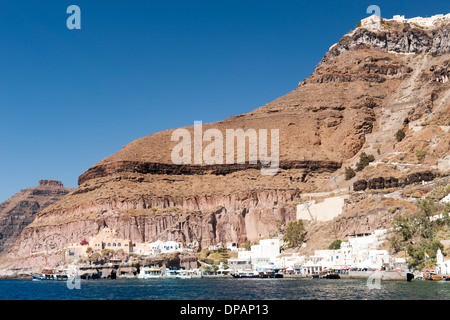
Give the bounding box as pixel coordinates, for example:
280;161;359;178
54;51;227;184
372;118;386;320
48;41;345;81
314;270;340;279
258;270;284;278
406;272;414;281
231;270;260;278
31;267;75;281
423;272;442;281
324;273;340;279
274;272;284;278
176;271;192;279
176;269;202;279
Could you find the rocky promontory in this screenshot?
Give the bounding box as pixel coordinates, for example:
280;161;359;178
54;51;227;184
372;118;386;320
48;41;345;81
0;181;72;257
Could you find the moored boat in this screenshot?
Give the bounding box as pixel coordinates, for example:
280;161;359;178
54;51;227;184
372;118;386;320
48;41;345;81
424;272;442;281
176;269;202;279
257;270;284;278
31;268;74;281
324;273;340;279
406;272;414;281
231;270;259;278
314;270;340;279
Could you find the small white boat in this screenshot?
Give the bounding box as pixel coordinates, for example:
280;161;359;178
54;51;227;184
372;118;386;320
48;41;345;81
232;270;260;278
176;271;192;279
176;269;202;279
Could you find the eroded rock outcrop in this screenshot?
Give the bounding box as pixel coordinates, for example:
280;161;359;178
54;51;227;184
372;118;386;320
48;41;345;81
0;181;72;257
321;23;450;67
353;170;439;191
78;160;342;185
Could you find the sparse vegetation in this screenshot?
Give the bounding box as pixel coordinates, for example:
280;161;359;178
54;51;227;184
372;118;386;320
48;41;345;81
328;240;342;250
426;185;450;201
387;199;447;270
241;241;252;251
195;248;237;266
355;152;375;171
415;150;427;163
281;220;306;248
344;167;356;180
101;248;115;257
395;129;406;142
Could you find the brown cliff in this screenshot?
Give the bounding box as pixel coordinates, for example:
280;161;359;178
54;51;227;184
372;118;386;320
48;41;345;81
0;181;72;257
1;20;449;274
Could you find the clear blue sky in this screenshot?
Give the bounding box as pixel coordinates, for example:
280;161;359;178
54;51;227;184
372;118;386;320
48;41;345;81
0;0;448;202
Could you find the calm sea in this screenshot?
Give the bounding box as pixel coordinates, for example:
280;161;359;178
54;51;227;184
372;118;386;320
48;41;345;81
0;278;449;300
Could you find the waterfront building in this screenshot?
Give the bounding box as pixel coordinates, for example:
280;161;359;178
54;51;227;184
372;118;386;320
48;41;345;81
64;227;133;262
228;238;281;271
437;249;450;275
133;240;191;256
88;227;133;254
146;240;185;255
227;257;252;271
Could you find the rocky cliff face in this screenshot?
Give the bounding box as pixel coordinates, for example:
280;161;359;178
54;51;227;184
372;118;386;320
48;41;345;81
320;23;450;67
0;181;72;257
1;19;449;274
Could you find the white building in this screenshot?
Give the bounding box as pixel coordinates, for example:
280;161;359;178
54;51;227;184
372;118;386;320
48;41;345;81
437;249;450;275
134;240;185;256
228;238;281;271
147;240;184;254
392;15;406;23
88;227;133;254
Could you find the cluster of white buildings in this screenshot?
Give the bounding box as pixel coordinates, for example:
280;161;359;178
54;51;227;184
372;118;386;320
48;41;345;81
361;13;450;30
390;13;450;27
301;230;398;274
65;226;450;274
65;227;194;262
227;230;410;274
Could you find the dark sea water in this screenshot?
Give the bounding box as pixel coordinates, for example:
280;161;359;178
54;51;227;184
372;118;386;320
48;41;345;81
0;278;449;300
